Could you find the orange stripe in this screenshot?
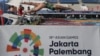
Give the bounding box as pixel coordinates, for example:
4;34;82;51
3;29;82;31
7;45;20;52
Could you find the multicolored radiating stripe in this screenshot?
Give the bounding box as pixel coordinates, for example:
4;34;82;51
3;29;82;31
6;29;44;56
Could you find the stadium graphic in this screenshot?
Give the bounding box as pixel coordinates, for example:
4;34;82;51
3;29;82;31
6;29;44;56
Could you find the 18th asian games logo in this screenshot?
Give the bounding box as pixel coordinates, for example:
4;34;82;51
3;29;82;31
6;29;44;56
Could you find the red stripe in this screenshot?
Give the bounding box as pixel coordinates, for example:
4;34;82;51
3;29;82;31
1;16;4;25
